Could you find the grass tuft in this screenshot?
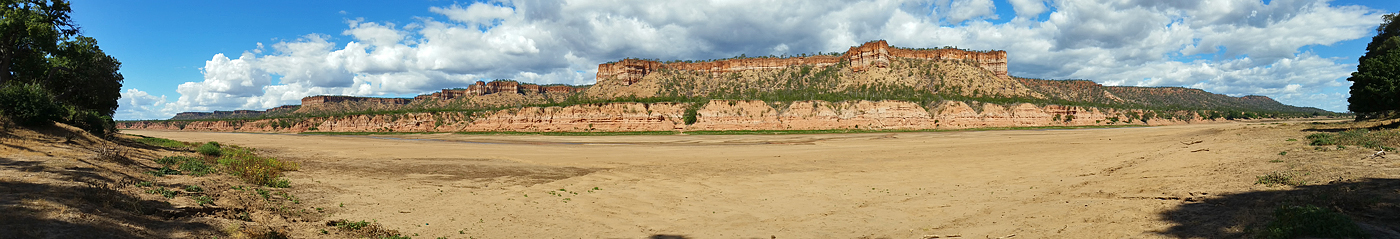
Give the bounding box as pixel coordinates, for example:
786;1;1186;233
1256;172;1305;186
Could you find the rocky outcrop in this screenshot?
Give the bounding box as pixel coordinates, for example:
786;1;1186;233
596;40;1009;85
120;100;1203;133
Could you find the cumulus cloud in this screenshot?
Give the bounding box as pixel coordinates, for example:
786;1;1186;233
116;0;1385;119
1008;0;1048;19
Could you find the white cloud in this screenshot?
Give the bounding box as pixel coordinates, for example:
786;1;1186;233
946;0;999;24
1008;0;1047;19
116;0;1386;119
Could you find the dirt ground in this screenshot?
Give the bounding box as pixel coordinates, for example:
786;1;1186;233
123;119;1400;238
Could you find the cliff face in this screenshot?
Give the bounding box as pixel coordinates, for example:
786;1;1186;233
120;100;1199;133
595;40;1008;86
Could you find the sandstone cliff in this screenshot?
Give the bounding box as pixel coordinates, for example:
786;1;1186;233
120;100;1203;133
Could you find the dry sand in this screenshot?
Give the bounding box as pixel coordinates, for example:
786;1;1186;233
124;119;1400;238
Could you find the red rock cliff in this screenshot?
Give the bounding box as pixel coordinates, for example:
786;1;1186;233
596;40;1009;85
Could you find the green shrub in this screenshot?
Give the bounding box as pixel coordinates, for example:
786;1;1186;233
1307;133;1335;146
59;105;114;136
1261;205;1367;239
197;142;222;156
0;84;60;126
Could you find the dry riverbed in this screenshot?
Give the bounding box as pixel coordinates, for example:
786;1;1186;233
125;119;1400;238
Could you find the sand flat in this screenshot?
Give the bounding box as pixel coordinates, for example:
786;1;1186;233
123;120;1364;238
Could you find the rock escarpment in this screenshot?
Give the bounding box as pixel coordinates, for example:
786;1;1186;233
120;100;1200;133
127;40;1327;133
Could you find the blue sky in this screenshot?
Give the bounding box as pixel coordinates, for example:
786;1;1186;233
71;0;1400;120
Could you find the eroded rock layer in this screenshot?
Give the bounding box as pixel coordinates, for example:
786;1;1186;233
119;100;1199;133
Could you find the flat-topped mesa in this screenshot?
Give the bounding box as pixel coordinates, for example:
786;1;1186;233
850;40;1008;78
596;40;1009;85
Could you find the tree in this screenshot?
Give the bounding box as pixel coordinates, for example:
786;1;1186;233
46;36;122;116
1348;13;1400;120
0;0;78;85
0;0;122;136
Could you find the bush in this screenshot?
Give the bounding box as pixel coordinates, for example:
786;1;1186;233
1261;205;1367;239
197;142;222;156
1307;133;1336;146
60;105;114;136
0;84;60;126
216;146;298;187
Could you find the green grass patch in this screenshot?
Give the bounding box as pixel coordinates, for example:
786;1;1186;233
146;166;180;177
216;146;299;188
128;134;298;188
155;156;216;176
1261;205;1367;239
145;187;177;198
1307;129;1400;150
132;136;190;148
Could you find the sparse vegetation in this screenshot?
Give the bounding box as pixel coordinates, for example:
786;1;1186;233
1306;129;1399;150
1256;172;1305;187
133;136;190;148
1261;205;1367;239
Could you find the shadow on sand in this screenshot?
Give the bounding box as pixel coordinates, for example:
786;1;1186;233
1157;178;1400;238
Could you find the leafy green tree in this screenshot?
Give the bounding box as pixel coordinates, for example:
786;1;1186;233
0;0;78;85
1348;13;1400;119
0;0;122;135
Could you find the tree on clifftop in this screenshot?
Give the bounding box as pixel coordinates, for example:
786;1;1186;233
1348;12;1400;120
0;0;123;134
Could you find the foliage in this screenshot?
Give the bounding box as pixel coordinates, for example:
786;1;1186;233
215;145;299;187
146;166;179;177
196;142;222;156
60;104;113;135
1261;205;1368;239
0;1;123;134
178;158;214;176
1349;12;1400;120
0;83;57;125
